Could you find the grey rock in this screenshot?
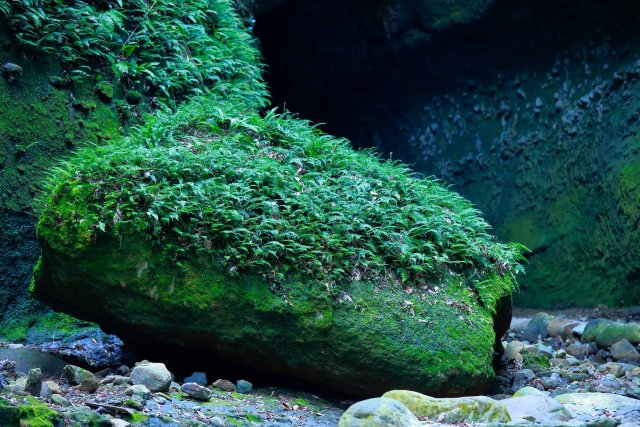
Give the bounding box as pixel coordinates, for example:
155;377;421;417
212;379;236;392
541;372;564;389
209;417;227;427
51;393;72;407
504;341;524;361
502;395;572;423
110;419;131;427
236;379;253;393
556;392;640;419
182;382;213;401
25;368;42;396
40;380;61;400
523;313;554;342
130;361;172;392
567;342;598;358
63;364;96;386
338;397;421;427
183;372;207;386
125;384;151;400
611;339;640;361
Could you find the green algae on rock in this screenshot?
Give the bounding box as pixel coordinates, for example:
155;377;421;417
382;390;511;423
34;97;523;397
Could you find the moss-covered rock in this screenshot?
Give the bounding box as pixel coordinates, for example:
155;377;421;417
382;390;511;423
34;98;521;397
338;397;421;427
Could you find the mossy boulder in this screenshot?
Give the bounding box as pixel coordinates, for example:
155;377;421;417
382;390;511;423
34;98;521;397
338;397;421;427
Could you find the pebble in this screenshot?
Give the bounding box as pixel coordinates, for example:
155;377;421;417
212;379;236;392
182;382;213;401
236;379;253;393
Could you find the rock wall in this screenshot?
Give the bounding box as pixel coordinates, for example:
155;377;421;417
0;27;122;337
256;0;640;308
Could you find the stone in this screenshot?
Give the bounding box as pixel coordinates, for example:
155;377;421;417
595;323;640;348
611;339;640;361
512;369;535;390
513;386;548;397
25;368;42;396
555;392;640;418
212;379;236;392
547;318;580;338
35;121;517;398
567;342;597;358
80;375;99;393
63;365;96;386
504;341;524;361
183;372;207;386
382;390;510;423
509;317;530;333
209;417;227;427
124;398;144;411
182;382;213;401
541;372;564;389
236;379;253;393
338;397;421;427
110;419;131;427
129;361;172;392
582;319;611;343
501;395;572;423
40;380;61;400
522;313;554;342
101;375;131;386
603;362;626;378
51;393;71;407
125;384;151;400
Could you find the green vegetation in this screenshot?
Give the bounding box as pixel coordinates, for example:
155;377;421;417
0;396;63;427
37;98;524;305
0;0;266;107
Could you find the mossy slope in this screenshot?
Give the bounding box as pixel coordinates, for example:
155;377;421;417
35;98;522;396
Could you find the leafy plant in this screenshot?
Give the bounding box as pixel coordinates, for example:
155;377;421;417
0;0;267;107
38;97;525;303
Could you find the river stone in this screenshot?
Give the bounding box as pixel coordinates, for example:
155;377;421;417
595;323;640;348
126;384;151;400
25;368;42;396
182;382;213;401
610;339;640;361
555;392;640;418
40;380;61;400
582;319;611;343
522;312;554;342
212;379;236;392
338;397;421;427
382;390;510;423
501;395;572;423
184;372;207;386
130;362;172;392
236;379;253;393
513;386;548;397
35;229;514;396
51;393;71;407
504;341;524;361
63;365;96;385
547;318;580;338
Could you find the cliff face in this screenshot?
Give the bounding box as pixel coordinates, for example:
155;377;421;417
256;0;640;308
0;27;122;337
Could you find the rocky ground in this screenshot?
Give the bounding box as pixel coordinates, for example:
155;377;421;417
1;307;640;426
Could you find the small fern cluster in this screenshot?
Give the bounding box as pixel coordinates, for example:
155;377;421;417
0;0;267;106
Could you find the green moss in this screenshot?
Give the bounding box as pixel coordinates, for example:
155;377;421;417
37;99;523;304
126;412;149;425
10;396;63;427
522;352;551;371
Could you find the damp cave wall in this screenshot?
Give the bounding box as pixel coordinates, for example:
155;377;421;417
255;0;640;308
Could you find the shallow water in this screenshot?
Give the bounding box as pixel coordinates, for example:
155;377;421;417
0;347;67;378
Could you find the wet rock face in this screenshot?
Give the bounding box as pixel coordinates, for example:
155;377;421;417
257;0;640;308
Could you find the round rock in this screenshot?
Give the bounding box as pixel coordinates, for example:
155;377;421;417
338;397;421;427
130;361;172;392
